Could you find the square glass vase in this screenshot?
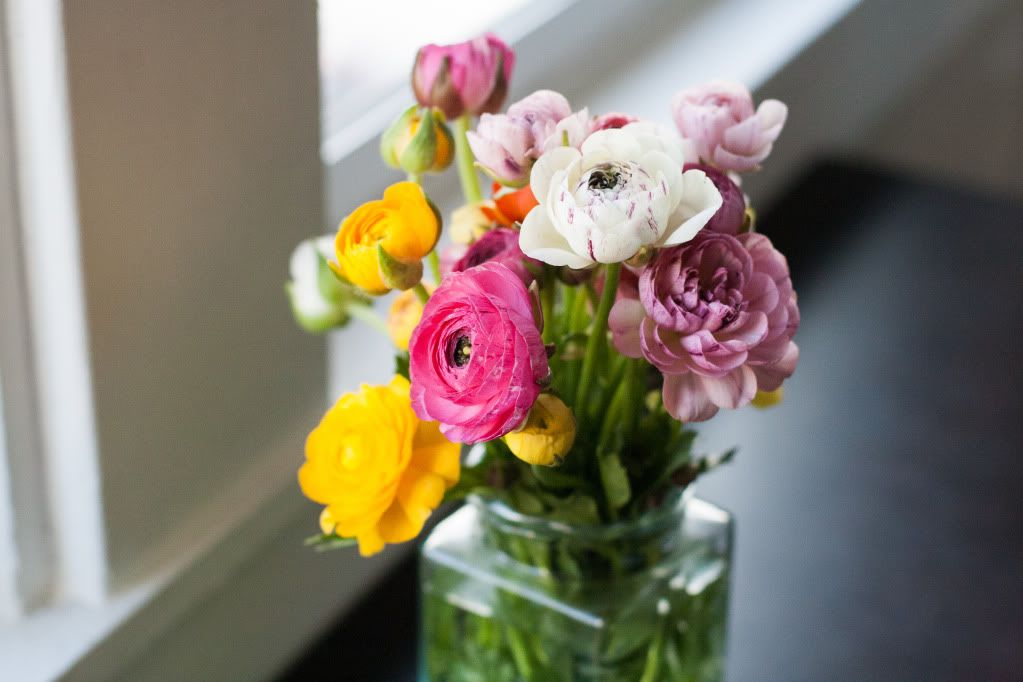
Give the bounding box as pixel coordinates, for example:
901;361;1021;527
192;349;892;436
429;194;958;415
419;491;733;681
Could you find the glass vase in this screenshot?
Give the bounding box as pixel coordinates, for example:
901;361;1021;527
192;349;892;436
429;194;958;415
419;491;733;681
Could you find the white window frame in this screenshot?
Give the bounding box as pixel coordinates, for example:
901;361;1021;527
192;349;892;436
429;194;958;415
0;0;1004;679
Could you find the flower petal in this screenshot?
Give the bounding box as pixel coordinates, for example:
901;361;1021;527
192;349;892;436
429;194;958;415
700;365;757;409
662;372;720;422
519;206;593;268
660;169;722;246
530;146;581;204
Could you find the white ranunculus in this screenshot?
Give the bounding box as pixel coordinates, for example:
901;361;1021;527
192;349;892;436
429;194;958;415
519;122;722;267
287;236;353;333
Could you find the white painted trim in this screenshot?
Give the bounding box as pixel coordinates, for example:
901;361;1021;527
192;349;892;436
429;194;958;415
4;0;107;604
0;372;21;622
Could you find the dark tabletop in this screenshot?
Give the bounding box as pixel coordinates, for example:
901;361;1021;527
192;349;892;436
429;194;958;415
279;161;1023;682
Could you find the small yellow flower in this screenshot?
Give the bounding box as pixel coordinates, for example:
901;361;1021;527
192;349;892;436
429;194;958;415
298;375;460;556
449;200;510;245
334;182;441;295
387;285;432;351
503;394;576;466
751;386;784;408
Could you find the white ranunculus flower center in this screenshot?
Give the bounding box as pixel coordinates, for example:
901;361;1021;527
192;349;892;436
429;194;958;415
519;123;722;268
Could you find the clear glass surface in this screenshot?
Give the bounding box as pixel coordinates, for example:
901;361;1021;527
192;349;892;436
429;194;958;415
420;492;733;681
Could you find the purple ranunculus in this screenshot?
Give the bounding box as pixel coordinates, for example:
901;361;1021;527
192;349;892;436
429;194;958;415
409;262;549;443
609;231;799;421
684;163;745;235
452;228;541;284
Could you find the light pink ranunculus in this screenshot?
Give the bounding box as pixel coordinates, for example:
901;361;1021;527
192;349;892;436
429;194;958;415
468;90;587;187
671;81;787;173
609;231;799;421
412;33;515;119
409;262;549;443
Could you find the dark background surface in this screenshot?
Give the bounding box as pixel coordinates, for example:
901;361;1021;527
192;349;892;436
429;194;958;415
278;161;1023;682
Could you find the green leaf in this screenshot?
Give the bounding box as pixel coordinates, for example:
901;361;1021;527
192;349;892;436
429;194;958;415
304;533;356;552
598;451;631;510
394;351;410;380
545;493;600;525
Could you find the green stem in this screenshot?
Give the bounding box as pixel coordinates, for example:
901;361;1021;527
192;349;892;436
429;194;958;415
639;603;669;682
540;272;555;344
346;303;389;336
405;171;422;185
427;250;441;284
574;263;620;410
413;282;430;305
454;114;483;204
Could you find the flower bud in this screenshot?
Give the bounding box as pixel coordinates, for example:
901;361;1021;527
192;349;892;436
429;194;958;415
377;242;424;291
503;394;576;466
387;286;432;350
380;105;453;175
450;201;502;245
751;386;783;408
412;33;515;119
286;236;366;333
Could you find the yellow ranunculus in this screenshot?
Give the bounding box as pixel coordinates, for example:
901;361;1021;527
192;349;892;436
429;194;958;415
334;182;441;295
503;394;576;466
387;285;432;351
298;375;459;556
751;386;784;408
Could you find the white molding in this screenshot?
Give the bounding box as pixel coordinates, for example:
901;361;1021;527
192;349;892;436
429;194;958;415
4;0;108;606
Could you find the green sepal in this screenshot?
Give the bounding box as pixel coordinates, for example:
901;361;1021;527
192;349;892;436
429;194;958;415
398;106;439;175
285;281;348;334
303;533;357;552
380;105;418;169
376;243;423;291
473;160;529;189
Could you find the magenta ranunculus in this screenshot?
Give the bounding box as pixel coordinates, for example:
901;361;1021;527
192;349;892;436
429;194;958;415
452;228;541;284
412;33;515;119
684;163;745;235
467;90;587;186
591;112;639;132
609;231;799;421
409;261;549;443
671;81;787;173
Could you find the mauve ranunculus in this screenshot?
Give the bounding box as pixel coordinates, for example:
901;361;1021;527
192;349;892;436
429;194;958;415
609;231;799;421
409;262;549;443
468;90;586;186
684;163;745;235
671;81;787;173
452;228;540;284
413;33;515;119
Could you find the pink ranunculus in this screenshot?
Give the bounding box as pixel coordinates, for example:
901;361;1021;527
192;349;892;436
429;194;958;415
683;163;745;235
591;112;639;132
467;90;581;186
409;262;549;443
671;81;787;173
609;231;799;422
412;33;515;119
452;228;541;285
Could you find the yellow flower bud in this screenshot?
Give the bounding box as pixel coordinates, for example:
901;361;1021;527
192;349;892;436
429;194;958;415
751;386;784;408
449;200;508;245
298;376;460;556
333;182;441;295
380;105;453;175
503;394;576;466
387;285;433;350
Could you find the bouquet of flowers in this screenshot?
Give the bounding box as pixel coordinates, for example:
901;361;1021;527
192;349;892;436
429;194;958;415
288;31;798;681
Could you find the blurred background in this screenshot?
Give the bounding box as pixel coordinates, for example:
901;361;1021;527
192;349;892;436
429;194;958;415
0;1;1019;680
